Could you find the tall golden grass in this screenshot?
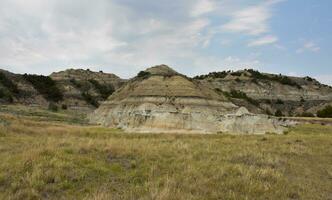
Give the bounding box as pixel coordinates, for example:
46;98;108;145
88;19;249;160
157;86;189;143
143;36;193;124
0;106;331;199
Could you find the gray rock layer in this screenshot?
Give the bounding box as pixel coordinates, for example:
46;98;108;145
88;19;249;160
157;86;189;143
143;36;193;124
90;66;286;134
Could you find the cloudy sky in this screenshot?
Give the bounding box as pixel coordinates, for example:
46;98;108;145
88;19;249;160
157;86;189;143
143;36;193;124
0;0;331;85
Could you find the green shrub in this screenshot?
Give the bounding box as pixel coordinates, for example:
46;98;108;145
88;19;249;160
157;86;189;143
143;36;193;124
70;78;91;92
231;71;242;76
88;79;114;100
61;104;68;110
0;72;19;94
264;99;272;104
224;90;259;106
70;78;82;89
48;102;58;112
0;89;4;98
305;76;314;82
276;99;284;104
251;78;259;84
246;69;301;88
23;74;63;102
0;88;14;102
214;88;222;93
137;71;151;79
82;92;99;107
275;109;283;117
317;106;332;118
193;71;229;79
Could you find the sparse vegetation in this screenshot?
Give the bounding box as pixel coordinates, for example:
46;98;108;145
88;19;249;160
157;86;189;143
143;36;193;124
0;72;19;94
0;89;13;103
70;78;113;106
88;79;114;100
275;109;283;117
61;104;68;110
251;78;259;84
137;71;151;79
298;112;315;118
194;69;302;89
23;74;63;102
246;69;301;88
223;90;260;106
48;102;58;112
193;71;229;79
276;99;284;104
0;72;19;102
317;105;332;118
0;105;331;199
305;76;314;82
231;71;242;76
265;109;273;116
82;92;99;107
70;78;83;89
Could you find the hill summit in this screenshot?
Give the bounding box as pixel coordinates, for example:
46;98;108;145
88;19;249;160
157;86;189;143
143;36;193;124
90;65;284;134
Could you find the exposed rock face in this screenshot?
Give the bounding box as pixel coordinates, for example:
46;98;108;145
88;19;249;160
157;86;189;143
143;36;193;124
196;70;332;116
0;69;48;106
50;68;125;89
0;68;126;112
50;69;126;111
90;65;285;134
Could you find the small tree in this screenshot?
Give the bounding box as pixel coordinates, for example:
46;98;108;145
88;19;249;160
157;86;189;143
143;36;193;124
317;106;332;118
275;109;283;117
276;99;284;104
137;71;151;79
61;104;68;110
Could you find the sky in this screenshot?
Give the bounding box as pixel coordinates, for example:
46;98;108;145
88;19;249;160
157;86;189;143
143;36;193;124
0;0;331;85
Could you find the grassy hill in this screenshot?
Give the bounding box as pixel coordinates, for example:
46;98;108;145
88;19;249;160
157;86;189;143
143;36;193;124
0;105;331;199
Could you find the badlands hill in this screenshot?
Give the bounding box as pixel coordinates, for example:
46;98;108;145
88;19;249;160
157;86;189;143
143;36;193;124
0;65;331;117
195;69;332;116
0;68;125;111
90;65;284;134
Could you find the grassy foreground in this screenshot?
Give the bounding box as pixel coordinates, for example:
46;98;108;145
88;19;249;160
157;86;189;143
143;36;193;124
0;106;331;200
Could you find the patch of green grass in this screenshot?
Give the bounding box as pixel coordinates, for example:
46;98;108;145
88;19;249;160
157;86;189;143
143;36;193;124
0;105;88;125
0;106;331;199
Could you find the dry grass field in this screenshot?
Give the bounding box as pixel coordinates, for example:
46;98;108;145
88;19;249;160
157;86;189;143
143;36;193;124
0;105;331;200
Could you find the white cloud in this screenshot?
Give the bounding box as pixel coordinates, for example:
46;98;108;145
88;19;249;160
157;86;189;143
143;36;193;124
191;0;215;17
248;35;278;47
296;41;320;54
315;74;332;86
0;0;283;77
189;55;262;76
222;0;283;36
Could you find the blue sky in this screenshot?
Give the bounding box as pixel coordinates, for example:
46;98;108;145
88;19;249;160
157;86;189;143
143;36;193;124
0;0;331;85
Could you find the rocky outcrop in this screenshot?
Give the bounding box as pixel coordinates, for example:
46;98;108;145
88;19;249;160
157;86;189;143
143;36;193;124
50;69;126;111
90;65;286;134
50;68;125;89
0;68;126;112
196;70;332;116
0;69;48;106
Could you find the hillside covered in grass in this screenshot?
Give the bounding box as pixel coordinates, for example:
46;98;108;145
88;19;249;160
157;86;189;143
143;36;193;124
0;105;331;199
